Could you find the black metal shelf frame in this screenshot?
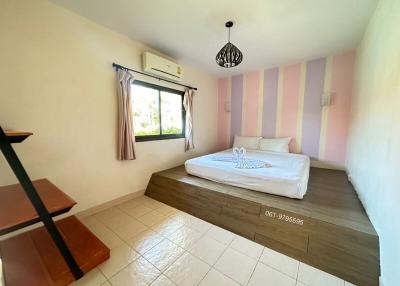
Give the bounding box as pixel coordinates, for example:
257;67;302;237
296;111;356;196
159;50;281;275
0;126;83;280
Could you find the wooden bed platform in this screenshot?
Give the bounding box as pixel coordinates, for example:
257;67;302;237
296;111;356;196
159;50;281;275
145;166;380;286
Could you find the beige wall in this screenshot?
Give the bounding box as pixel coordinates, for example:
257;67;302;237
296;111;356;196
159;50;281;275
347;0;400;285
0;0;218;213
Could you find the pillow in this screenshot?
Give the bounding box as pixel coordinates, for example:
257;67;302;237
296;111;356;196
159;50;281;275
259;137;291;153
233;136;261;150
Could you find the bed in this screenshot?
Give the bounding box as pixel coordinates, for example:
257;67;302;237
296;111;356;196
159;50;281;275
185;149;310;199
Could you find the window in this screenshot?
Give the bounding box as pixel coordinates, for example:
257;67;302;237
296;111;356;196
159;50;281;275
132;81;185;142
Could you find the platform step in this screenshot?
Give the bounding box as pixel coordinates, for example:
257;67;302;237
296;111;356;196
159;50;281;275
0;179;76;235
4;130;33;143
0;216;110;286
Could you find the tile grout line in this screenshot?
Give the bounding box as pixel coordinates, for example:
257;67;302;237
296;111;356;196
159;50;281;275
296;261;301;283
90;201;160;240
99;250;141;282
85;215;142;245
206;237;241;285
188;237;226;268
228;236;264;261
183;229;225;269
144;241;186;280
214;246;252;285
160;249;188;283
256;257;299;282
210;245;240;285
243;243;262;286
197;264;212;285
245;262;258;286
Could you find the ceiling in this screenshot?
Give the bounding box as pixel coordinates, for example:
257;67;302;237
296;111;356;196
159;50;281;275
50;0;378;77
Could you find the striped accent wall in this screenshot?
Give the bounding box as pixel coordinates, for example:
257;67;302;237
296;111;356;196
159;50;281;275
217;50;356;168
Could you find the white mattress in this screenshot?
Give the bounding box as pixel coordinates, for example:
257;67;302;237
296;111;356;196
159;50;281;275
185;149;310;199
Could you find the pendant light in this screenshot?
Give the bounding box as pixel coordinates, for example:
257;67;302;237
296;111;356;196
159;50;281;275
216;21;243;68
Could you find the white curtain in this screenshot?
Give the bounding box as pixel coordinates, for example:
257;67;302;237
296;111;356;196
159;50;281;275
183;89;195;151
116;69;136;160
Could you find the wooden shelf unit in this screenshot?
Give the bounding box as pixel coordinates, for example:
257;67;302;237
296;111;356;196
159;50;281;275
0;216;110;286
0;179;76;235
0;126;110;285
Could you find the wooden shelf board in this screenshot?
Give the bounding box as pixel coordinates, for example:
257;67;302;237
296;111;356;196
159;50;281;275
0;179;76;235
0;216;110;286
4;130;33;143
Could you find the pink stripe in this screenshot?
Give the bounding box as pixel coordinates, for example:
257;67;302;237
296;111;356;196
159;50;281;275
243;71;260;136
280;64;301;152
217;78;229;149
325;51;355;165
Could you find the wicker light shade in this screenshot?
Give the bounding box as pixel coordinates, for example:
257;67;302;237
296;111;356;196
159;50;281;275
216;21;243;68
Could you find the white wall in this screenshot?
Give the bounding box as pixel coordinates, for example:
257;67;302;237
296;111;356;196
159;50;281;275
0;0;218;213
347;0;400;285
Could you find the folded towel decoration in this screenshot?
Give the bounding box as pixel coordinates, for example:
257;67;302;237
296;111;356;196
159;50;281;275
211;147;271;169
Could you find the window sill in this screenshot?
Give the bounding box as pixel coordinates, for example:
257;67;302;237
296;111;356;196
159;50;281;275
135;135;185;142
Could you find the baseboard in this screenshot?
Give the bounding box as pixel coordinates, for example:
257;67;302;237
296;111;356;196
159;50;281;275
75;189;146;219
310;159;346;171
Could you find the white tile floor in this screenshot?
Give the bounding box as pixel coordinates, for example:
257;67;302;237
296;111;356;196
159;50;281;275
74;195;355;286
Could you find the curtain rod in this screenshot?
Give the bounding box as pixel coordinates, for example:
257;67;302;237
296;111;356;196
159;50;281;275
112;63;197;91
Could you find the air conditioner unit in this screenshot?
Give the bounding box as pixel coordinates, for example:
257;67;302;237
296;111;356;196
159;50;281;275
142;52;184;82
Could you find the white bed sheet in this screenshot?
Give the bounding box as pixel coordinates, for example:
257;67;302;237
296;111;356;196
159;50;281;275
185;149;310;199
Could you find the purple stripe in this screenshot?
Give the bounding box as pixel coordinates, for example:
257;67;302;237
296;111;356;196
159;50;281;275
262;68;279;137
301;58;326;159
230;75;243;145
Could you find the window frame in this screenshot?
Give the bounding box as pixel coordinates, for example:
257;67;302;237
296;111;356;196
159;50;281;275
132;80;186;142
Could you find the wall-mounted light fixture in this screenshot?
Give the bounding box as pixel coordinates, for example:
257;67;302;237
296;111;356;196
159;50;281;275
321;92;332;107
225;101;231;112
